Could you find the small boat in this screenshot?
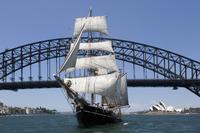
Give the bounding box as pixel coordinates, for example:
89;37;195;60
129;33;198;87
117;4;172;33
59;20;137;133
54;9;129;126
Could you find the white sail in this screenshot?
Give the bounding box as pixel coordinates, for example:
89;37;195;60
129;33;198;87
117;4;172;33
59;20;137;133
70;41;113;53
65;55;119;74
102;96;119;106
73;16;108;37
103;74;129;106
59;25;85;73
119;74;129;106
64;72;120;96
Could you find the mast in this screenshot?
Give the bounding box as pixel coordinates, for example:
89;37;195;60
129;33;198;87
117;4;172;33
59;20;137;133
88;8;95;105
88;7;93;38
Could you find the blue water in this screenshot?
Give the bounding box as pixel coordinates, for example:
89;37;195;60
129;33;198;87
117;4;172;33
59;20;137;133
0;114;200;133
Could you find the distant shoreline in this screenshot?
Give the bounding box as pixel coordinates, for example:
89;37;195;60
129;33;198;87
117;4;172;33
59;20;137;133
0;113;60;117
130;111;200;115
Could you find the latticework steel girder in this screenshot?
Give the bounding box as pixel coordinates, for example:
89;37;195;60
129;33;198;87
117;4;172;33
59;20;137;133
0;37;200;97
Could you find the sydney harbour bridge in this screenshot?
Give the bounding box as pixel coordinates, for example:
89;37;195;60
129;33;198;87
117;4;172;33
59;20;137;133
0;37;200;97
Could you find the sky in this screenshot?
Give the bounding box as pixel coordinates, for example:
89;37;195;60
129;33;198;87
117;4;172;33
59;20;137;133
0;0;200;112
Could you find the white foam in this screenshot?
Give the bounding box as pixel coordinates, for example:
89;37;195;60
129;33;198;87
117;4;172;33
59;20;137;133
123;122;128;126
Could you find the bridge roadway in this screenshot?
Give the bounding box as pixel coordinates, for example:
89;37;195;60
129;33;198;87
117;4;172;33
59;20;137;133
1;79;200;91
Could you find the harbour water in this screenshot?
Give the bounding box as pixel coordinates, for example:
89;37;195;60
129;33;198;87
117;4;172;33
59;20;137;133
0;114;200;133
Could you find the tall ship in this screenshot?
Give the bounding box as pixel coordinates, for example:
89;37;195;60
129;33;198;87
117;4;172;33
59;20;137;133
54;9;129;126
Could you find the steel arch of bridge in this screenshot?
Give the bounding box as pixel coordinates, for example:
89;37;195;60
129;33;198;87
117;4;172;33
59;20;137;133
0;37;200;96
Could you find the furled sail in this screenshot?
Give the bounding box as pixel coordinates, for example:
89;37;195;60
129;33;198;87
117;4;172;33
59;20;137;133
63;72;120;96
70;41;114;53
73;16;108;37
59;25;85;73
65;55;119;74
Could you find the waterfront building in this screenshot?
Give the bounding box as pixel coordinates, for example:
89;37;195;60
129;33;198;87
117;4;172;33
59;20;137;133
0;101;57;115
150;101;182;113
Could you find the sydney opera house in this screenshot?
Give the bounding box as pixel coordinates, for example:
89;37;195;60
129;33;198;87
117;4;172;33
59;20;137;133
149;101;182;112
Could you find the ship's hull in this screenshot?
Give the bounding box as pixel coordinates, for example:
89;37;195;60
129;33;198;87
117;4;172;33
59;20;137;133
76;105;121;126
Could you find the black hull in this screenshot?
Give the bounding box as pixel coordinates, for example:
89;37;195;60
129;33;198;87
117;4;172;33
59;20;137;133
76;105;121;126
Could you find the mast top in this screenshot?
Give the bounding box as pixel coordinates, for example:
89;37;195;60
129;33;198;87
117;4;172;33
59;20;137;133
73;8;108;37
89;7;92;17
